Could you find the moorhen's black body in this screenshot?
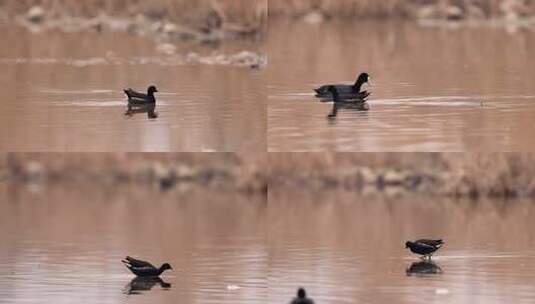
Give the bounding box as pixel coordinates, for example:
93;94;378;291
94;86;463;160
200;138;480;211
315;73;370;102
124;85;158;105
290;288;315;304
122;256;172;277
405;239;444;259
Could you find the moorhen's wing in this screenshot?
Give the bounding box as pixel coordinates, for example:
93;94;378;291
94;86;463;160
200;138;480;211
416;239;444;248
315;84;354;97
123;256;156;268
124;89;148;99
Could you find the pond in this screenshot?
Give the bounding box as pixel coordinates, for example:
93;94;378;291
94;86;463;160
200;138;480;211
0;26;266;152
267;20;535;151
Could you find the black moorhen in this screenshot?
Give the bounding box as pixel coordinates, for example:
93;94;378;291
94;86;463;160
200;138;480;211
405;239;444;259
122;256;172;277
315;72;370;101
291;288;315;304
124;85;158;105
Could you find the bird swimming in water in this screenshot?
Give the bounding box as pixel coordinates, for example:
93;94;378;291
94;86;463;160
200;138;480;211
123;85;158;104
121;256;172;277
290;288;315;304
314;72;371;102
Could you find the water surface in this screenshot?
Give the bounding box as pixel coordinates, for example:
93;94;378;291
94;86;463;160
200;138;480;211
268;21;535;151
0;26;266;151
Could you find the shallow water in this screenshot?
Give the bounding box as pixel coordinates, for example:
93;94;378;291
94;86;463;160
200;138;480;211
268;190;535;304
0;26;266;152
0;184;267;304
267;21;535;151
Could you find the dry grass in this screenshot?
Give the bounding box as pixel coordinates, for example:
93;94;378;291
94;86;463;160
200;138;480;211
0;0;267;31
2;153;535;198
268;0;535;19
269;0;408;18
0;153;267;193
268;153;535;198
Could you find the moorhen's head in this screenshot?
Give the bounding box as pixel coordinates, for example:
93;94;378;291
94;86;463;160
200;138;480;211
357;73;370;85
405;241;412;248
297;288;306;298
148;85;158;94
161;263;172;271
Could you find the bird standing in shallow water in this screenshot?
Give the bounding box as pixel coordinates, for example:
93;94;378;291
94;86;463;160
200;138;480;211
122;256;172;277
291;288;315;304
405;239;444;260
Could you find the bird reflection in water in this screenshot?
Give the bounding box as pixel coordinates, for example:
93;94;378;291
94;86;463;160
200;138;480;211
327;101;369;120
123;277;172;295
406;260;443;276
124;103;158;119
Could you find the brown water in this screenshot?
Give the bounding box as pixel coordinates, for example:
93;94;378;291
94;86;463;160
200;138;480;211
268;21;535;151
0;184;267;304
0;26;266;152
269;190;535;304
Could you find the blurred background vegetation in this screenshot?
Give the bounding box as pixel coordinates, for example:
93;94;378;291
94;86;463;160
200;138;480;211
269;0;535;21
0;153;267;194
269;153;535;199
0;0;267;40
2;153;535;199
